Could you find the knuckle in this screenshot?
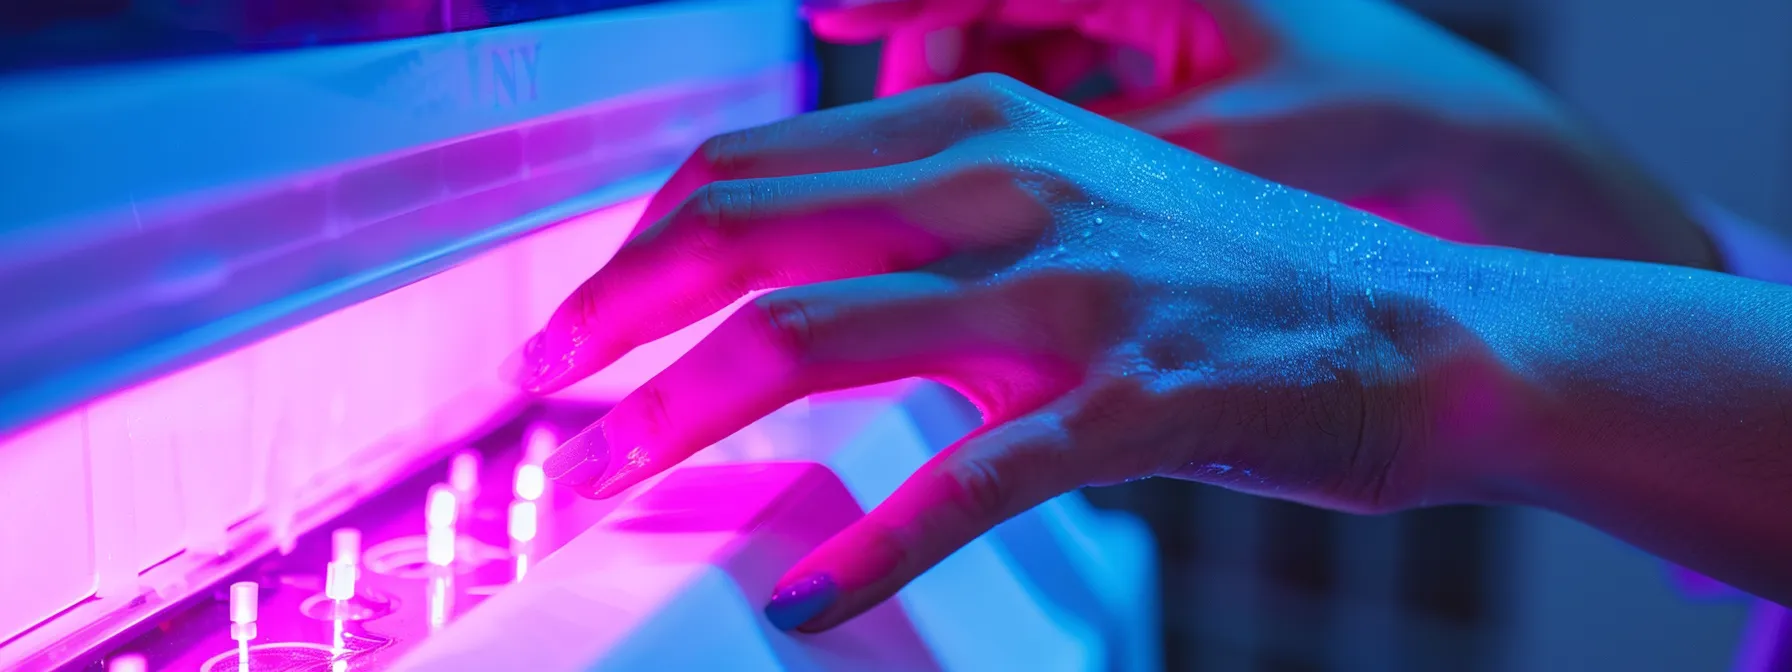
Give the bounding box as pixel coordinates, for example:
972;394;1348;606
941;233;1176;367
684;181;754;259
1067;378;1152;439
570;280;604;329
695;132;745;178
942;73;1030;131
630;379;676;444
944;454;1018;521
940;154;1083;208
959;71;1027;99
751;293;818;366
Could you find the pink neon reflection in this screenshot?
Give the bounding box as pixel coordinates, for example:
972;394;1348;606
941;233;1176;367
0;196;738;648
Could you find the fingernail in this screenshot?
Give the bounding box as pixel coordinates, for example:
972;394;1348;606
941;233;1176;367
501;336;534;388
765;574;838;632
506;332;575;393
544;427;609;490
503;332;544;385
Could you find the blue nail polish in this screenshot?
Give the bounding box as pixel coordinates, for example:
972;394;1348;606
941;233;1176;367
765;574;838;632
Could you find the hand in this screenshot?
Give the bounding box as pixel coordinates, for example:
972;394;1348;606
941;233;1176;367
517;75;1506;632
810;0;1723;269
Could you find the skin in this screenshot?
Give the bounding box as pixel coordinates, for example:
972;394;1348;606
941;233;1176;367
812;0;1721;270
515;0;1792;632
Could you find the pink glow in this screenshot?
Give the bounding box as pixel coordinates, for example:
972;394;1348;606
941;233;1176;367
508;501;539;543
0;196;742;654
426;486;459;531
515;464;546;501
392;462;941;672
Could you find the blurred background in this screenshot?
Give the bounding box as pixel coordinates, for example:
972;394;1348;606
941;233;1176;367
3;0;1787;670
820;2;1792;671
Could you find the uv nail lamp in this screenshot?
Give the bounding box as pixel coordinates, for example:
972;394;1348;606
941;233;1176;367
0;1;1158;670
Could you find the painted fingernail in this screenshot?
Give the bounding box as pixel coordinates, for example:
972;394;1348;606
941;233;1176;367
543;428;609;490
501;336;534;388
508;332;579;393
503;332;544;386
765;574;838;632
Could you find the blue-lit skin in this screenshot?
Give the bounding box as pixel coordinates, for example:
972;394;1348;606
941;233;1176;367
513;72;1792;632
810;0;1722;271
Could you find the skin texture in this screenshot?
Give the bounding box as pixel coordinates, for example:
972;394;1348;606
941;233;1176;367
512;0;1792;632
812;0;1723;270
519;73;1491;627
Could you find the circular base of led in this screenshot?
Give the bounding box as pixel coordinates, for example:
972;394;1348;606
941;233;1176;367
200;643;338;672
299;589;398;621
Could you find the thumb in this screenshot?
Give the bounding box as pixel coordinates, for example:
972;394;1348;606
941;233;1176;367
762;404;1087;632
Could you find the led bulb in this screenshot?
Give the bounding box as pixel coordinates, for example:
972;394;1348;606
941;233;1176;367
325;561;357;601
508;501;538;543
108;653;147;672
514;463;545;501
525;424;557;463
426;485;458;529
229;581;258;642
449;450;481;497
332;528;362;566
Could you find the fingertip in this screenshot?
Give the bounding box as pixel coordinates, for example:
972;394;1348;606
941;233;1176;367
499;335;535;389
765;514;910;632
544;425;610;491
764;573;840;632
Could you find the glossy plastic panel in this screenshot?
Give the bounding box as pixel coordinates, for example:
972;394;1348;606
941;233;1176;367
0;0;802;437
391;462;942;671
393;383;1160;672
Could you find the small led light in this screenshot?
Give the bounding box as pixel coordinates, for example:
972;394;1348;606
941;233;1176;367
325;561;356;602
425;484;458;567
229;581;258;657
508;501;538;543
514;463;545;501
108;653;147;672
332;528;361;567
426;485;458;530
427;574;452;632
525;424;557;463
449;450;481;497
426;528;455;567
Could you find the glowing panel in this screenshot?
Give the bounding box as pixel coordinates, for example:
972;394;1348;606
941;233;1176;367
0;412;96;643
0;198;684;652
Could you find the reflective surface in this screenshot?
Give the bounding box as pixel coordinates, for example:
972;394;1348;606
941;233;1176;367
82;402;621;671
0;0;680;73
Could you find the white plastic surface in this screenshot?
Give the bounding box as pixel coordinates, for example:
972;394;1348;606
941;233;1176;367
395;384;1159;671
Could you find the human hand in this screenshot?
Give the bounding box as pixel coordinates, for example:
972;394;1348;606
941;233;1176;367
516;75;1512;632
809;0;1722;269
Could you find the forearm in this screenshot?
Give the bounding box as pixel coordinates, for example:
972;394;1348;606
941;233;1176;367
1436;245;1792;605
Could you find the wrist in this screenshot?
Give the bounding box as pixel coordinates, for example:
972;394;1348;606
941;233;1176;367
1378;241;1569;508
1413;241;1792;513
